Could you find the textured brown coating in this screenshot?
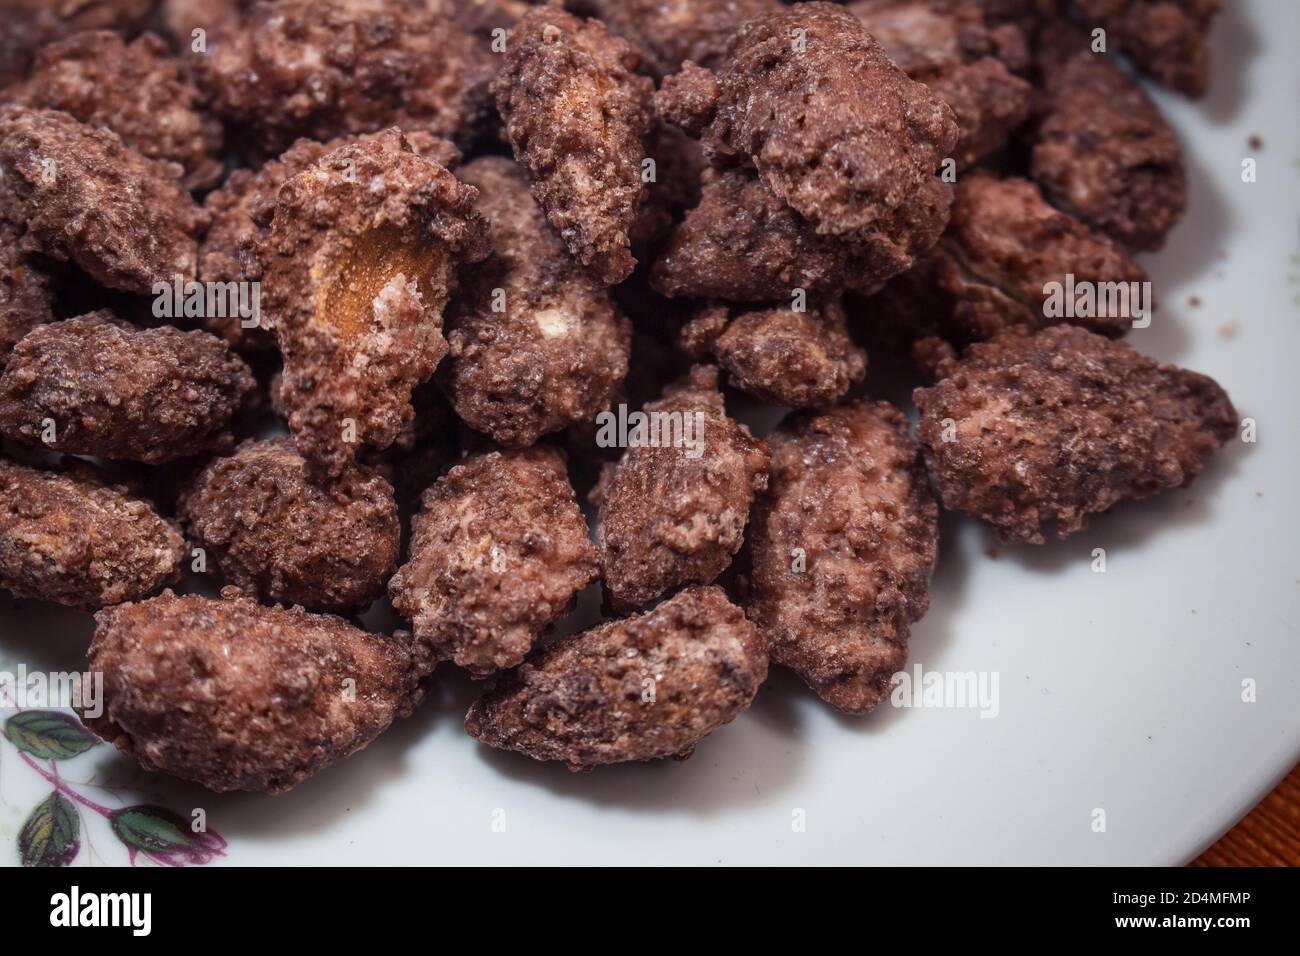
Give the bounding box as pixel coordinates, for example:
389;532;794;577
1030;25;1187;252
492;6;655;285
201;0;494;153
863;170;1149;347
712;301;867;408
196;154;305;351
262;129;488;476
0;459;185;611
178;438;399;613
675;302;731;360
0;106;206;293
851;0;1030;75
745;400;938;714
160;0;252;47
575;0;779;76
389;446;598;677
0;315;256;464
360;379;464;498
199;131;461;351
0;0;155;86
2;31;225;191
204;139;338;268
847;0;1031;168
652;167;952;301
925;57;1030;168
656;3;958;243
440;157;631;447
562;318;691;490
465;585;767;770
0;221;54;359
631;123;708;251
425;0;533;38
914;326;1238;543
1076;0;1222;97
977;0;1057;34
81;589;424;794
595;365;768;610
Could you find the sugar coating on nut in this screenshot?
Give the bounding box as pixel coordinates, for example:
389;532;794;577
744;399;938;714
1030;24;1187;252
630;123;708;251
200;130;462;351
914;326;1238;543
578;0;780;76
0;459;185;611
0;314;256;464
425;0;531;38
712;301;867;408
2;31;225;191
1075;0;1222;98
675;303;731;361
159;0;252;49
0;0;155;85
563;320;692;491
656;2;958;242
863;170;1149;348
0;106;207;293
653;167;953;300
847;0;1029;76
201;0;495;154
492;5;656;285
179;438;400;613
594;364;768;610
360;379;464;499
439;157;631;447
846;0;1030;169
465;585;768;770
389;446;598;677
0;220;54;359
262;129;488;476
82;589;425;794
978;0;1053;34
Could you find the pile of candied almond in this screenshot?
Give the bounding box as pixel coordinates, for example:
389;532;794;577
0;0;1234;791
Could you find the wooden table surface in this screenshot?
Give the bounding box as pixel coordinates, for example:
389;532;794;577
1191;763;1300;866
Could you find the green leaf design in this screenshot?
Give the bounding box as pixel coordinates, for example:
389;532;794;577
3;710;98;760
110;806;225;865
19;792;80;867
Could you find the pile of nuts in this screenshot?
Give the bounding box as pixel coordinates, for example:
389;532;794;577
0;0;1233;792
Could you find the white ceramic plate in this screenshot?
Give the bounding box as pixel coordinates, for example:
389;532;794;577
2;0;1297;867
